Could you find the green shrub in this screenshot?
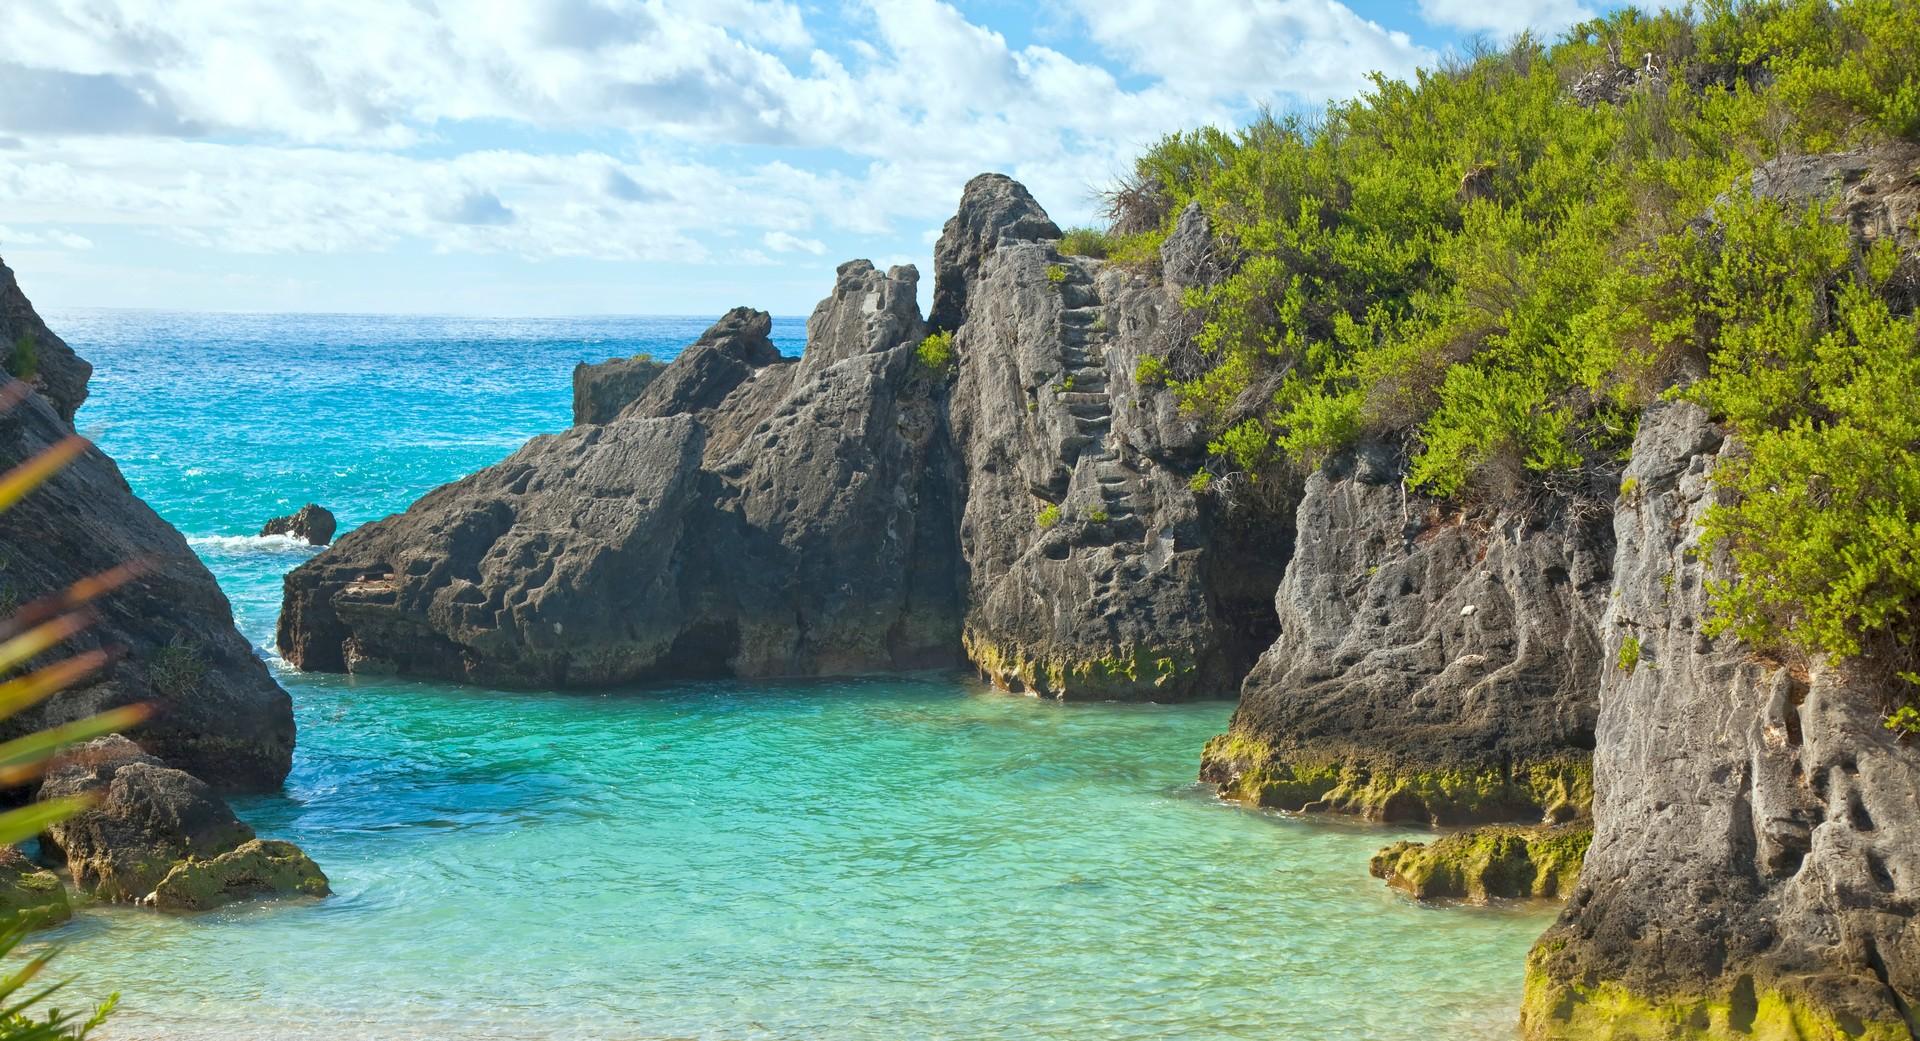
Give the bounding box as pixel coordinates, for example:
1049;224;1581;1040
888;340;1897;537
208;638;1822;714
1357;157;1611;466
1617;636;1643;673
1058;228;1112;258
1044;264;1068;284
1088;508;1109;523
1188;471;1213;493
147;636;209;698
915;331;956;378
1036;504;1061;529
4;334;36;381
1135;356;1168;387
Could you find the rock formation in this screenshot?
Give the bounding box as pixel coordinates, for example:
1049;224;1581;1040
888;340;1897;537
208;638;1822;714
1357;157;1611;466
573;353;666;425
261;503;337;546
0;256;89;425
1523;401;1920;1040
279;265;963;686
0;255;294;791
0;846;70;927
39;735;326;910
279;174;1284;701
1371;824;1590;903
1200;439;1609;824
944;176;1285;699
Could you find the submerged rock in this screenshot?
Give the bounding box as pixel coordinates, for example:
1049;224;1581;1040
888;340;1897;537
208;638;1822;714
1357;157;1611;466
280;263;962;686
1371;824;1590;903
148;838;328;911
572;354;667;425
0;255;294;791
38;736;323;909
0;846;70;929
261;503;337;546
1201;441;1608;824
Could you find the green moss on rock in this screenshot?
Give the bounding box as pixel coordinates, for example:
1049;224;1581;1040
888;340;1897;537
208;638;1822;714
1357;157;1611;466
962;630;1201;700
148;839;330;912
0;848;71;930
1371;824;1590;902
1200;730;1593;825
1521;963;1914;1041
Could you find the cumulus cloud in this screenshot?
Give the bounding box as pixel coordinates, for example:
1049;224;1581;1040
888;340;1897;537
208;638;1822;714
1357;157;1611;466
1416;0;1594;38
763;230;827;255
0;0;1465;308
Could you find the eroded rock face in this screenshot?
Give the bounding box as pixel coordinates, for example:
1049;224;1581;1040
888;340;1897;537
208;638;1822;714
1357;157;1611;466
572;354;666;425
149;838;329;911
1523;402;1920;1040
262;503;337;546
279;263;962;686
1201;442;1609;824
944;176;1283;700
1371;824;1590;903
41;736;255;904
0;256;294;791
0;846;70;928
0;256;89;424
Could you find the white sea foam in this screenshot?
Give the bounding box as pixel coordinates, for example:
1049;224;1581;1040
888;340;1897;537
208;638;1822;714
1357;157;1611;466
187;533;321;555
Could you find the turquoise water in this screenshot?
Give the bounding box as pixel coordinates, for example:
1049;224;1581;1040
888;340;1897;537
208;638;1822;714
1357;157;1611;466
39;309;1552;1040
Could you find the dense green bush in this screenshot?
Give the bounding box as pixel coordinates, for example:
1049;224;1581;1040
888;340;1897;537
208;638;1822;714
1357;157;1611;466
914;331;956;378
1058;227;1112;259
1103;0;1920;686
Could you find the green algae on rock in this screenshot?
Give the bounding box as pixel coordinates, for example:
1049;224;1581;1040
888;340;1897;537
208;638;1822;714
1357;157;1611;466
0;846;71;929
1200;733;1592;826
1371;825;1590;903
1520;960;1916;1041
149;839;329;912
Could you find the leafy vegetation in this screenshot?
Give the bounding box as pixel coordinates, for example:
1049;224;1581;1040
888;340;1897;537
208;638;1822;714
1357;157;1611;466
147;636;208;699
1058;227;1112;258
1036;504;1061;529
1044;264;1068;284
3;337;34;382
1103;0;1920;685
1617;635;1643;673
914;330;957;379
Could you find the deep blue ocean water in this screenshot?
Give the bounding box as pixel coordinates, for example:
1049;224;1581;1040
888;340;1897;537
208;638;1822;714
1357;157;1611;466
34;308;1552;1040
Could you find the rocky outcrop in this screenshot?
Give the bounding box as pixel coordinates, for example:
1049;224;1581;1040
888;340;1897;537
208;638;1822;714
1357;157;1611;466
944;177;1285;701
0;846;70;928
279;263;962;686
573;354;667;425
148;838;329;911
261;503;337;546
38;735;325;909
1523;402;1920;1040
0;256;294;791
1372;824;1590;903
1201;440;1609;824
0;256;89;425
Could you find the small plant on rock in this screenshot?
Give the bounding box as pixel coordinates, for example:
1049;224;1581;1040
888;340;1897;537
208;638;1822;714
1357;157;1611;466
1036;504;1061;529
3;335;35;382
1058;228;1112;259
1044;264;1068;284
915;331;956;379
1088;508;1109;524
1617;636;1642;674
147;636;208;699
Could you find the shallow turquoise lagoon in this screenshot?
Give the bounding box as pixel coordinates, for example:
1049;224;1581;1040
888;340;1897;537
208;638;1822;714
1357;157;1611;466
39;309;1552;1040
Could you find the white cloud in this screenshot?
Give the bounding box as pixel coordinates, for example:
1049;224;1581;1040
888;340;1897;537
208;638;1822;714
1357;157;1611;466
0;0;1460;311
1416;0;1594;38
763;231;827;255
0;224;93;250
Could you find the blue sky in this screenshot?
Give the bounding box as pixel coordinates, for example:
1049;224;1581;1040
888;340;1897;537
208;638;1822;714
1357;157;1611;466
0;0;1598;317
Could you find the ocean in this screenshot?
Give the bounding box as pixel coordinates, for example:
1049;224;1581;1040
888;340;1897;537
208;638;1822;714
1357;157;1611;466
38;307;1551;1040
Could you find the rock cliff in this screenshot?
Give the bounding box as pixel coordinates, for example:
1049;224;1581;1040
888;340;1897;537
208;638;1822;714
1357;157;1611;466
1201;439;1609;824
1523;402;1920;1039
0;256;294;791
944;176;1283;700
280;264;964;685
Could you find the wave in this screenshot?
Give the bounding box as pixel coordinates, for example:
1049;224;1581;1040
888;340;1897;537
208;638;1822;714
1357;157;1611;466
187;533;323;555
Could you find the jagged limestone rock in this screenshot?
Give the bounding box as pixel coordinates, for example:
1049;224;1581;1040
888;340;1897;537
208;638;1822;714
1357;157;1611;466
0;256;294;791
1523;402;1920;1040
280;263;963;685
1202;441;1609;824
572;354;666;425
943;175;1282;701
0;847;70;929
261;503;337;546
1372;824;1590;902
148;838;329;911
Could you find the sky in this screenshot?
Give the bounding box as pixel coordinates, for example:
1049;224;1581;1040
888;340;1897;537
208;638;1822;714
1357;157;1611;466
0;0;1600;317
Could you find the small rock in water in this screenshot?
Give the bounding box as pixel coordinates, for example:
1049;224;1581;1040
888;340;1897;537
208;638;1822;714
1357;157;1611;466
261;503;337;546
